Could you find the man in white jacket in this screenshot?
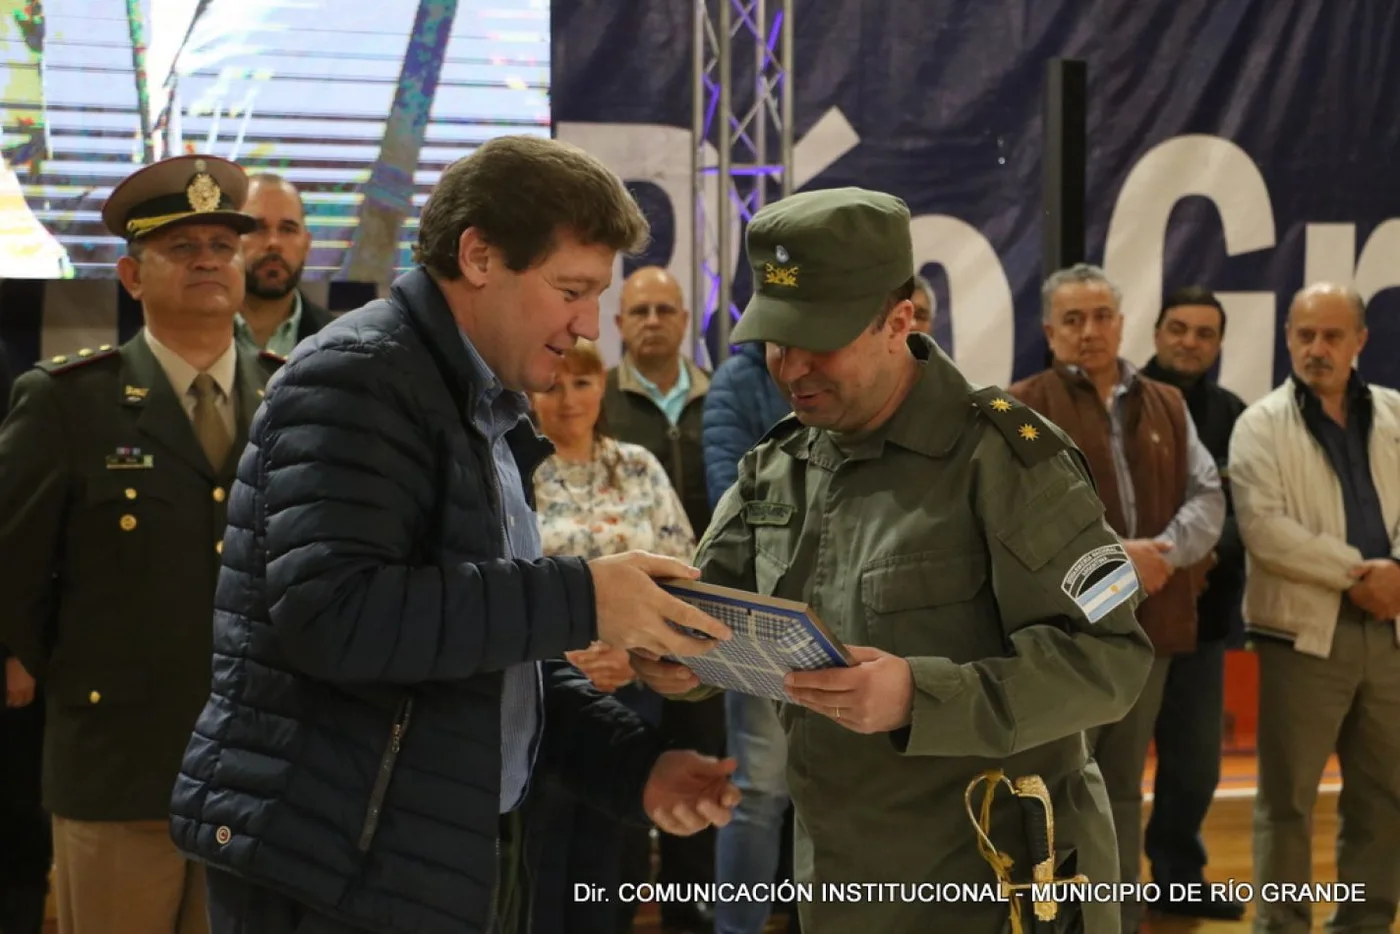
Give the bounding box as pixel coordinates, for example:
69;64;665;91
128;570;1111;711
1229;282;1400;934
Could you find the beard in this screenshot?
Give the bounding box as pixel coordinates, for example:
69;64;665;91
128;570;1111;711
245;255;303;300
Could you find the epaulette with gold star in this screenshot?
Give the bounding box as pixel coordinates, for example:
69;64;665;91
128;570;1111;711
970;386;1067;468
34;345;118;375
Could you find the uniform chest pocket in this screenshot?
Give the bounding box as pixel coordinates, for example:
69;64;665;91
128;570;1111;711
80;474;178;573
860;550;999;661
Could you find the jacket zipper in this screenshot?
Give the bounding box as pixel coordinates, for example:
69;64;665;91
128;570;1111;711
357;696;413;853
469;408;510;934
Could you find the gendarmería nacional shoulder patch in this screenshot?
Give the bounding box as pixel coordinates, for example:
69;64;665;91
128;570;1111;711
1061;543;1139;623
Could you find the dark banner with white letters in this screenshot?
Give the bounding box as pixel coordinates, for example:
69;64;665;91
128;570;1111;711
554;0;1400;401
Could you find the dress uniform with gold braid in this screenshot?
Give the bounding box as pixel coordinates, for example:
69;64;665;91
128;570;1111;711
0;156;283;831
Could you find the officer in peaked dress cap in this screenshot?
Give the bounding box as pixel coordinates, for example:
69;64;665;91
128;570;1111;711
633;186;1153;932
0;154;280;934
101;154;256;241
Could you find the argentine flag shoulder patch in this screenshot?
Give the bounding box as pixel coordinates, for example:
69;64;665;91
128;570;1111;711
1061;544;1139;623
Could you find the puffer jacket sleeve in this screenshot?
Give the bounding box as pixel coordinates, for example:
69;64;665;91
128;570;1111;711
257;342;596;685
702;348;788;510
538;660;670;825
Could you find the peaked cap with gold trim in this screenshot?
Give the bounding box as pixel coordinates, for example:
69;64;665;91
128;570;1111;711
101;154;256;241
732;187;914;353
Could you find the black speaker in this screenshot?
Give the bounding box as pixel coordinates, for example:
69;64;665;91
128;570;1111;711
1043;58;1087;279
327;280;379;314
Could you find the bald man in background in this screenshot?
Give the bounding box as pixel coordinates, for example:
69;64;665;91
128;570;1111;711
1230;283;1400;934
603;266;712;534
601;266;722;932
234;173;332;357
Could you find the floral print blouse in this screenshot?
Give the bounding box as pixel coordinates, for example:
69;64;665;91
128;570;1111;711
533;437;696;561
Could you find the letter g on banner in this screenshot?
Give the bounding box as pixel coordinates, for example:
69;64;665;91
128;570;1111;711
1104;134;1277;403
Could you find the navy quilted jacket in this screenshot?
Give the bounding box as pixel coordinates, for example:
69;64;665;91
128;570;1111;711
701;342;791;508
171;268;668;934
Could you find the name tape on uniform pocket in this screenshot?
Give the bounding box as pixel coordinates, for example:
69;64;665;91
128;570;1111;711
1060;544;1139;623
105;446;154;469
743;500;794;526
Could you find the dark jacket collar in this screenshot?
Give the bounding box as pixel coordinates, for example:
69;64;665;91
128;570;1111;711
387;266;553;470
390;267;484;407
1290;368;1370;414
1142;355;1204;391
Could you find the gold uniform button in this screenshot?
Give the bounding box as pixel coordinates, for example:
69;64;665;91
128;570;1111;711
119;514;137;531
124;488;137;500
89;690;101;704
215;540;223;555
77;348;92;357
212;487;226;503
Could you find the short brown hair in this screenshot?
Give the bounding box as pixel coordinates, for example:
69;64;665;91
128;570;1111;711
870;277;916;330
414;136;650;278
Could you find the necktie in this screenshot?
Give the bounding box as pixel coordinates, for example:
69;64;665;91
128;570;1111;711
191;372;232;469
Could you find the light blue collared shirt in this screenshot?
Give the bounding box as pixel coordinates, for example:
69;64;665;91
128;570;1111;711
458;333;544;813
627;358;690;425
234;291;304;357
1088;359;1225;567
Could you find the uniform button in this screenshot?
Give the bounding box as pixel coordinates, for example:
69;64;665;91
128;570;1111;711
215;540;223;555
212;487;226;503
89;690;101;704
215;826;232;845
124;488;137;500
119;514;137;531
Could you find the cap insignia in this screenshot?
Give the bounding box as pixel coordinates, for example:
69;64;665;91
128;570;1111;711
764;262;799;288
187;168;222;213
775;245;789;263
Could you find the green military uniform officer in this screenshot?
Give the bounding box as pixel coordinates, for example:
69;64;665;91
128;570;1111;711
0;154;283;934
633;187;1155;933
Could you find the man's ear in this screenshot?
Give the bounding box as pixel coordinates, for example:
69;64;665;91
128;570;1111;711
457;227;495;287
116;255;143;301
887;300;914;350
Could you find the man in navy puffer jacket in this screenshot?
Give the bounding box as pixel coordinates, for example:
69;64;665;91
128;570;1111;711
171;136;739;934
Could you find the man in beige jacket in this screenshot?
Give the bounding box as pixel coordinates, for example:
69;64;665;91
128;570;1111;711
1229;282;1400;934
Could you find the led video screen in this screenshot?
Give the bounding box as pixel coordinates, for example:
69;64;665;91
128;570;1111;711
0;0;549;280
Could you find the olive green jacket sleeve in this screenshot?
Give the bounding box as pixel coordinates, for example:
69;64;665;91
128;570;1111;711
671;459;760;703
896;438;1154;759
0;372;70;676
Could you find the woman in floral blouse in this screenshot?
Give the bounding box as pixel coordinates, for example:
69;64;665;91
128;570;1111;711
523;339;696;934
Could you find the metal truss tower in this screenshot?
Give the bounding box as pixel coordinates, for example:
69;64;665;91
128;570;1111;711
691;0;794;366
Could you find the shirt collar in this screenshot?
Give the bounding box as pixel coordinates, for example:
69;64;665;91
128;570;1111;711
626;356;691;401
234;291;304;351
1057;356;1137;399
142;327;237;400
1291;368;1370;413
458;330;530;423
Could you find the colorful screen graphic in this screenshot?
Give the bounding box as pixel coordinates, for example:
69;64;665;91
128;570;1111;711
0;0;549;280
